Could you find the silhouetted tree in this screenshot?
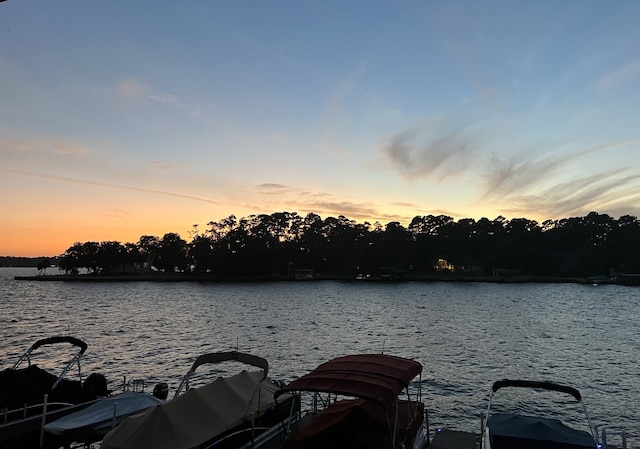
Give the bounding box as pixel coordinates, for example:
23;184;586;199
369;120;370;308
37;258;51;275
124;242;145;272
96;241;125;274
188;234;215;273
156;233;187;272
57;210;640;279
137;235;161;271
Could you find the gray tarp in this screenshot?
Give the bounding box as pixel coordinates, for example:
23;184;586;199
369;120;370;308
44;391;164;435
101;371;282;449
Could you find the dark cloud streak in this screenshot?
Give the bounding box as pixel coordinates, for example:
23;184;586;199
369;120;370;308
498;168;640;218
484;141;628;199
383;117;640;219
383;122;476;182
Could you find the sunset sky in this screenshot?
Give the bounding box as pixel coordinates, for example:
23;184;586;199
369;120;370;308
2;1;640;257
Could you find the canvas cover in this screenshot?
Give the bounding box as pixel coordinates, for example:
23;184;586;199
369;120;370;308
0;365;89;409
101;370;282;449
276;354;422;406
488;413;597;449
44;391;164;436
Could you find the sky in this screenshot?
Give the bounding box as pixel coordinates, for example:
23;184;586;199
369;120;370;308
1;1;640;257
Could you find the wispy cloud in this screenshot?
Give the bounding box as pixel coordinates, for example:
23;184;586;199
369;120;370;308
251;183;416;224
383;120;477;182
95;209;131;219
484;140;639;199
148;93;184;108
115;78;188;110
500;169;640;218
484;138;640;219
390;201;422;209
3;169;220;205
390;202;462;219
256;183;291;194
54;143;89;155
1;135;92;161
306;200;379;218
115;78;150;99
597;59;640;93
4;137;31;153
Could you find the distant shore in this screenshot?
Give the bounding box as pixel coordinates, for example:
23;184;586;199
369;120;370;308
13;272;624;284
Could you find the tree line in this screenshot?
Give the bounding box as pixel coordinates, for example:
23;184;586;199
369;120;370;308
51;211;640;278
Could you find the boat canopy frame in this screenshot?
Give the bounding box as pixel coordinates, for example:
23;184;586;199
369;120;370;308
175;351;269;397
491;379;582;401
482;378;599;448
11;336;88;389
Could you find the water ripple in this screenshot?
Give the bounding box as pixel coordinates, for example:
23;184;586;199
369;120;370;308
1;268;638;446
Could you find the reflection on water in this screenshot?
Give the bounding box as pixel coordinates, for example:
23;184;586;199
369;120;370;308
1;267;638;444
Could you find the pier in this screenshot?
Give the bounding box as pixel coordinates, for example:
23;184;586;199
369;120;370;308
430;430;479;449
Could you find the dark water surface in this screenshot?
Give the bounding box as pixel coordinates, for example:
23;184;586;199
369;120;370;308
1;268;638;446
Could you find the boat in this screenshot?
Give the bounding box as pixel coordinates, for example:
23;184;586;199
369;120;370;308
100;351;296;449
480;379;603;449
245;353;430;449
44;381;168;446
0;336;109;449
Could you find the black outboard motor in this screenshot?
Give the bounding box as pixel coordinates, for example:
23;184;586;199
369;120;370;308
153;382;169;400
84;373;110;398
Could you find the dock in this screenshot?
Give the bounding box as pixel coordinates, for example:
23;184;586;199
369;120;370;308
430;429;479;449
429;429;623;449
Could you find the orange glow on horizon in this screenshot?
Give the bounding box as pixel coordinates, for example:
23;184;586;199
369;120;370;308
1;221;197;258
2;205;552;258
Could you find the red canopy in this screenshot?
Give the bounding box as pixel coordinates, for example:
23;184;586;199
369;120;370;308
275;354;422;407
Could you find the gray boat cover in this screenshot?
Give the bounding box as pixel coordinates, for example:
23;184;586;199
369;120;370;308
101;370;282;449
44;391;164;435
488;413;597;449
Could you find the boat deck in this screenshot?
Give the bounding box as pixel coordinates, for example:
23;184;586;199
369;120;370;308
430;429;479;449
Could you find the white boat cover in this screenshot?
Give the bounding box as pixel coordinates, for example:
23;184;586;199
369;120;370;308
44;391;164;435
101;370;282;449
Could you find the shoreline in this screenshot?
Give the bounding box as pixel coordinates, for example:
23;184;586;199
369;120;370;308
12;273;613;284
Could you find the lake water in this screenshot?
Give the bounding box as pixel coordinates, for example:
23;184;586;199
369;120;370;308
1;267;638;446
